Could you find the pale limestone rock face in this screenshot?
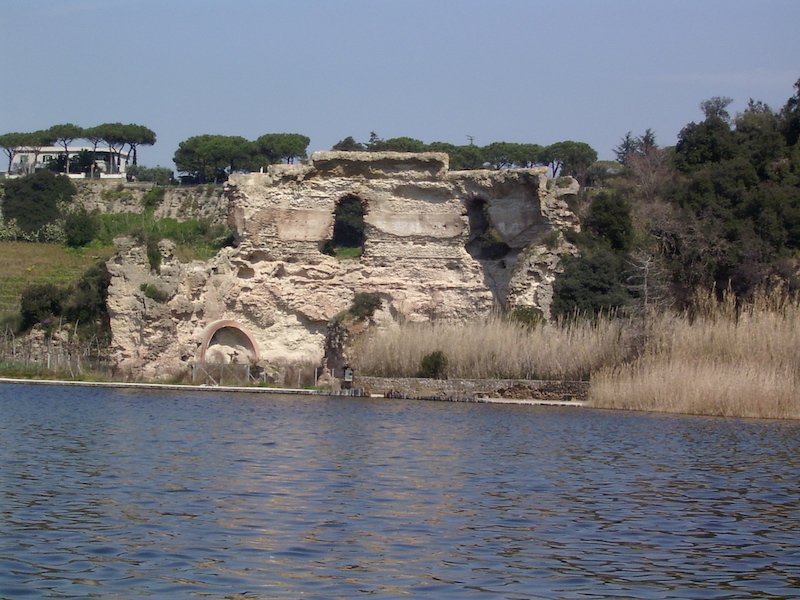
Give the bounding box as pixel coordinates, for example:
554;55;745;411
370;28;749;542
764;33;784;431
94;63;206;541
106;152;580;379
74;180;228;224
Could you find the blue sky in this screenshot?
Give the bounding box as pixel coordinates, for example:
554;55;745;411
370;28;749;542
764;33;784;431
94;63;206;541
2;0;798;169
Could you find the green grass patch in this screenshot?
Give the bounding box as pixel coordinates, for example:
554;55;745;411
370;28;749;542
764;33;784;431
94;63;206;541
0;361;52;379
331;246;363;260
0;242;115;315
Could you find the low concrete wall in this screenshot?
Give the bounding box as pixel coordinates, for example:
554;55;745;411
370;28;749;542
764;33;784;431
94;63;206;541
356;376;589;403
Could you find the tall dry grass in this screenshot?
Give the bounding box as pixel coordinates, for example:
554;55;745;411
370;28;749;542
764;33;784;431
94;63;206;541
591;291;800;419
350;315;631;381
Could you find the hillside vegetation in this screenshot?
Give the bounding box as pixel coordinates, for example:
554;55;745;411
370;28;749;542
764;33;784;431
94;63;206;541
0;242;114;319
0;176;233;337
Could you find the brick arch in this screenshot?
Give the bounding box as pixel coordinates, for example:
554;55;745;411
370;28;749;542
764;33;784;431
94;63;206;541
200;320;260;363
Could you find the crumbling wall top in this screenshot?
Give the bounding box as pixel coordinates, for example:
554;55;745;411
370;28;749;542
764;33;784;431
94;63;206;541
308;151;450;179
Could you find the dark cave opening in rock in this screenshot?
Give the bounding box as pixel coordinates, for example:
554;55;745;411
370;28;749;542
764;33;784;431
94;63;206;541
464;196;511;260
323;195;366;258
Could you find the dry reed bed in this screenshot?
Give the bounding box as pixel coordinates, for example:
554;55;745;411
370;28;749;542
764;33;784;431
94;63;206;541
352;292;800;420
591;294;800;419
351;316;631;381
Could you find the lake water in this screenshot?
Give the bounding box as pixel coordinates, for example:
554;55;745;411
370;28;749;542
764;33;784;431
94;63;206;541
1;383;798;600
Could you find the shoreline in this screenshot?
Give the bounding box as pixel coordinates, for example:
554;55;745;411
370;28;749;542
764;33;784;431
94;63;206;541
0;376;586;407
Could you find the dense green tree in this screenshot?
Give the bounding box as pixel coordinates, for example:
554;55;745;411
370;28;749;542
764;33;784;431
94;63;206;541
585;160;622;187
365;131;387;151
482;142;545;169
674;115;738;171
82;125;106;177
122;124;156;165
126;165;173;185
72;149;95;174
332;136;365;151
217;135;252;174
614;132;640;166
255;133;310;164
551;250;629;319
511;143;545;168
735;100;784;178
64;207;100;247
483;142;517;169
449;144;485;170
349;292;381;320
780;78;800;146
653;84;800;301
427;141;459;164
382;137;427;152
325;136;556;171
18;130;56;173
173;134;251;183
419;349;447;379
93;123;129;174
544;141;597;183
1;170;76;236
47;123;84;173
584;192;634;252
700;96;734;122
45;149;94;175
20;283;68;329
62;262;111;331
0;132;27;172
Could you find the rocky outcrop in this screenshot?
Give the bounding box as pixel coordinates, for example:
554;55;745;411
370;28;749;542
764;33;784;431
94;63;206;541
74;180;228;224
106;152;580;379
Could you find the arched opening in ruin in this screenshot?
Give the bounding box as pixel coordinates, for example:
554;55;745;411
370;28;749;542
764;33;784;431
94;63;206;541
200;320;260;364
465;196;510;260
323;194;366;258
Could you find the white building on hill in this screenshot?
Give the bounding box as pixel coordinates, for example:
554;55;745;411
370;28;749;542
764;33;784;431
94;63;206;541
3;145;131;178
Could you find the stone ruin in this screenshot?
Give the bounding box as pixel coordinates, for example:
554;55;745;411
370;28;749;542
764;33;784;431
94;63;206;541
105;151;581;380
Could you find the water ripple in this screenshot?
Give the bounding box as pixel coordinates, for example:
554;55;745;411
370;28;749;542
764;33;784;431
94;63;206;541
1;384;799;599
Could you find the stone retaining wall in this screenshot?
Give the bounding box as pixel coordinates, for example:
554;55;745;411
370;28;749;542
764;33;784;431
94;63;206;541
356;376;589;403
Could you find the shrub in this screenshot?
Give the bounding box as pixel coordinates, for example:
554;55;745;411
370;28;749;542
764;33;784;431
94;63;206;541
551;250;629;319
140;282;170;302
477;227;511;259
0;217;23;241
20;282;68;329
127;165;173;185
540;230;560;249
509;305;544;328
325;195;365;255
420;350;448;379
63;263;111;326
101;184;132;203
350;292;381;320
584;192;633;252
324;245;362;260
145;237;162;272
38;221;66;244
556;177;573;188
64;208;99;247
142;186;166;210
1;171;76;237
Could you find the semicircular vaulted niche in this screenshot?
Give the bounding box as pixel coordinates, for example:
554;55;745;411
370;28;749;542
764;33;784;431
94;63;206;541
201;320;260;364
